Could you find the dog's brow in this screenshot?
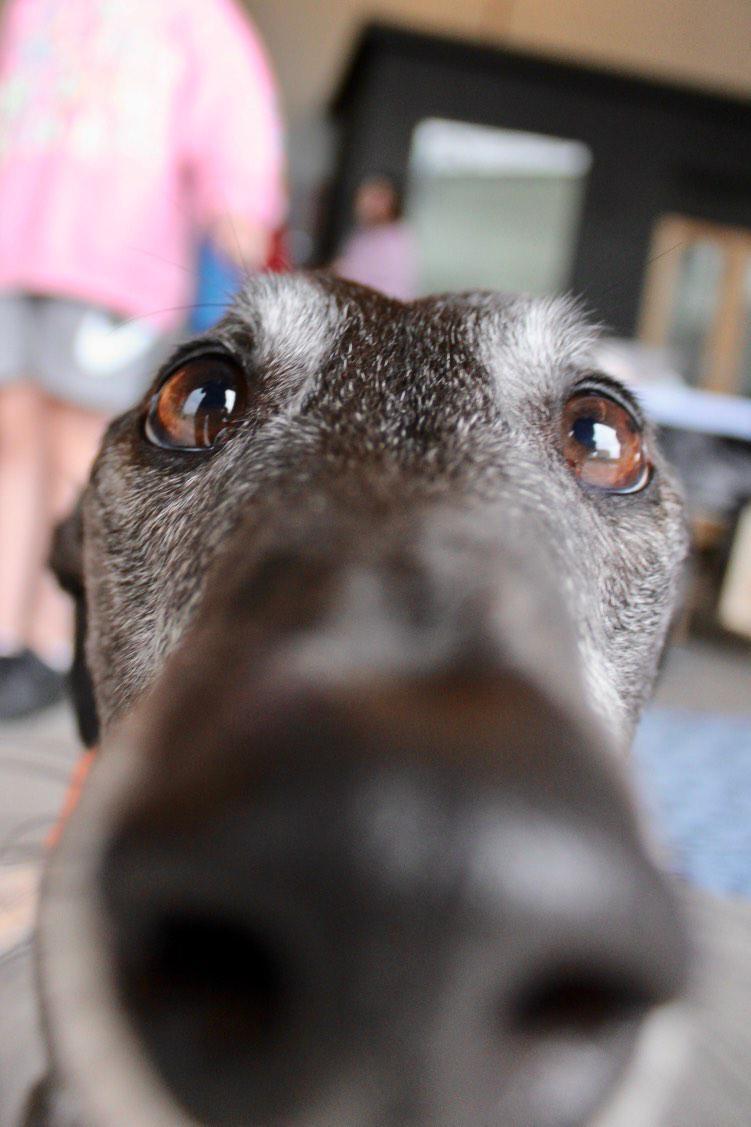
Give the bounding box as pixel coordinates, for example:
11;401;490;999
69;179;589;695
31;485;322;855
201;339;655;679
233;274;340;376
476;293;599;411
568;371;647;427
152;337;231;386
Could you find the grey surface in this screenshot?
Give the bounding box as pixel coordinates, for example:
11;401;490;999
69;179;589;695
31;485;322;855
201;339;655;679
0;706;79;867
654;638;751;715
0;939;45;1126
0;705;77;1126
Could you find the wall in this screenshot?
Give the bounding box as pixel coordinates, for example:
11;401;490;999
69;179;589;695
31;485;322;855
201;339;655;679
245;0;751;123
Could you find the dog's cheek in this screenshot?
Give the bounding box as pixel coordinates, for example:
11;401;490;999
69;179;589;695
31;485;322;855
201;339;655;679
70;593;99;748
49;503;100;747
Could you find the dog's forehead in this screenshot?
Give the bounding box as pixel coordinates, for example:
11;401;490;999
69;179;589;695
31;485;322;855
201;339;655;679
81;273;684;741
219;274;598;412
226;272;341;378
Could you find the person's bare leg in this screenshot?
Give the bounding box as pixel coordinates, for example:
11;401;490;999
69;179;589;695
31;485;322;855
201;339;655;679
26;398;107;668
0;382;48;655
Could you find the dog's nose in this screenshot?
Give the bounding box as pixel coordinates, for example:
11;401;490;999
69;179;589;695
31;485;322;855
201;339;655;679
100;673;687;1127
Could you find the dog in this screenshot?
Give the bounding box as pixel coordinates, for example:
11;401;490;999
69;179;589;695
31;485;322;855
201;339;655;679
30;273;689;1126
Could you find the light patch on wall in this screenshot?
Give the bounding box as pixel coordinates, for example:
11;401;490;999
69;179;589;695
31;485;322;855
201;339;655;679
409;117;592;178
406;118;592;297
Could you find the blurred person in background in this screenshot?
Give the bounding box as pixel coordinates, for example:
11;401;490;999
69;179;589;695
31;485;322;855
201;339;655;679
0;0;286;720
334;173;418;301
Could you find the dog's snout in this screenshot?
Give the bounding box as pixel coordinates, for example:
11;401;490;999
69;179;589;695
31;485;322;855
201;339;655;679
101;675;687;1127
37;283;692;1127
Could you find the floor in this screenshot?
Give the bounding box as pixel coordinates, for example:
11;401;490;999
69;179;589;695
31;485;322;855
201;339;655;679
0;703;78;887
653;637;751;715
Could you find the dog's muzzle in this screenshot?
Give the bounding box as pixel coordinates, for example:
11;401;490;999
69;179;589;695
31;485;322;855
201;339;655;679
38;529;689;1127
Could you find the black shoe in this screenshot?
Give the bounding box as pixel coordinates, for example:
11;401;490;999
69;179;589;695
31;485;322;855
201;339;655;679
0;650;67;721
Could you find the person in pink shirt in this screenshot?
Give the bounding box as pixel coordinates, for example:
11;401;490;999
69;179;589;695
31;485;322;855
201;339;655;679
0;0;286;717
334;174;419;302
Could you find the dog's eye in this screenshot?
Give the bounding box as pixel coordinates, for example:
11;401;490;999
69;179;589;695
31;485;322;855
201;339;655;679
562;392;650;494
145;355;247;451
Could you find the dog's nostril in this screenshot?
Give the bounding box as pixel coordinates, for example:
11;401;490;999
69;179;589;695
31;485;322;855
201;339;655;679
126;910;288;1050
111;901;311;1123
509;966;647;1040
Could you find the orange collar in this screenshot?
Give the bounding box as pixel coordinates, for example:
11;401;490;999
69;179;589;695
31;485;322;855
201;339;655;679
46;749;97;850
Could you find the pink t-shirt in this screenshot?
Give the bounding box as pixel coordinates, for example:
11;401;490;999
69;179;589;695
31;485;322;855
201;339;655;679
335;221;419;302
0;0;286;328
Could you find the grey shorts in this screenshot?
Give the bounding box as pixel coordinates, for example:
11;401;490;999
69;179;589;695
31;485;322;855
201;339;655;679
0;293;177;414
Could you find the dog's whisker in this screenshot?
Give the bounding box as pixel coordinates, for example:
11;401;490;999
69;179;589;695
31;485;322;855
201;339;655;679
129;247;194;275
107;303;232;335
597;240;686;307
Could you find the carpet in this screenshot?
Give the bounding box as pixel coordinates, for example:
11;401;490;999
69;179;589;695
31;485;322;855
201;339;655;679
635;708;751;898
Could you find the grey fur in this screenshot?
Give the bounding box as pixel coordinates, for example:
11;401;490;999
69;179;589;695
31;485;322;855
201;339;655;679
79;273;686;746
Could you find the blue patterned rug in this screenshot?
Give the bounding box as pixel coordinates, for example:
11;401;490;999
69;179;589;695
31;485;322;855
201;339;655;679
634;708;751;897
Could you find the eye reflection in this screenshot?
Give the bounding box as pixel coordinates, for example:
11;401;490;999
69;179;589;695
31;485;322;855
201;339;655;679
572;418;622;462
145;356;246;451
562;391;650;494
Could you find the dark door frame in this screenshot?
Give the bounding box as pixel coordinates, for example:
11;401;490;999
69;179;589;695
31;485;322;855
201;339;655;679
324;24;751;336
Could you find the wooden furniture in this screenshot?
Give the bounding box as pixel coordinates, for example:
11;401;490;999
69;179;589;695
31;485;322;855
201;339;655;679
640;215;751;397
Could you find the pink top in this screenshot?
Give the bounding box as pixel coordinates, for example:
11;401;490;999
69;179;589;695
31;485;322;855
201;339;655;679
0;0;286;328
334;221;419;302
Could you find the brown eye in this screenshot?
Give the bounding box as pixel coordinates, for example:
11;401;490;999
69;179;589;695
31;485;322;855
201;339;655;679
145;355;247;451
562;392;650;494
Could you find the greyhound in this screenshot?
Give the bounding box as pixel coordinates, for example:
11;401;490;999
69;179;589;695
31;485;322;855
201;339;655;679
31;273;689;1126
